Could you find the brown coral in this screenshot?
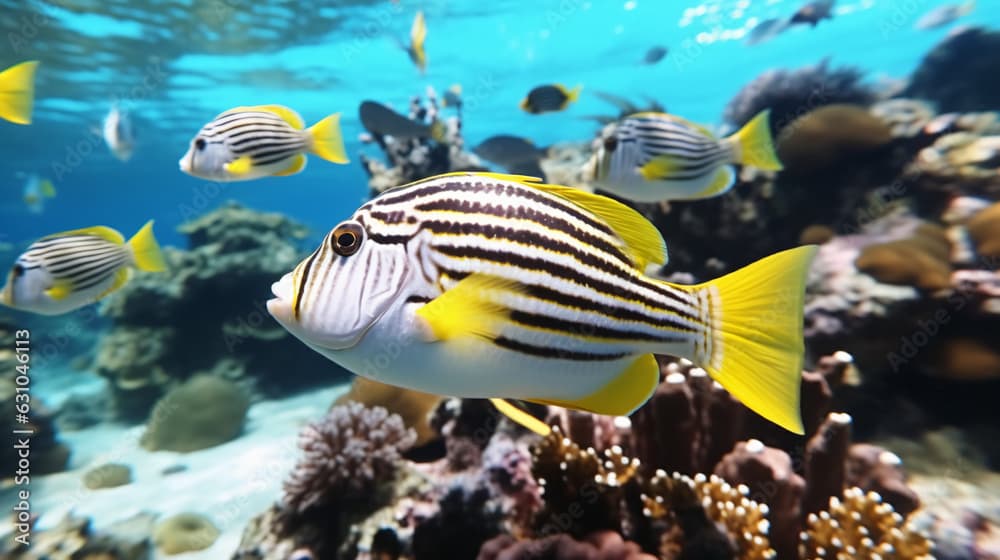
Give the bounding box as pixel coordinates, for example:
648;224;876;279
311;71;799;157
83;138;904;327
799;487;933;559
642;471;775;559
967;201;1000;259
777;104;893;175
855;222;953;291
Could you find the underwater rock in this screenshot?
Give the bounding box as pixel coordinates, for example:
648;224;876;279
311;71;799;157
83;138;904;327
83;462;133;489
799;487;933;559
0;512;154;560
723;59;876;135
360;90;486;194
903;27;1000;113
139;375;249;452
410;485;505;560
153;512;220;555
95;202;352;421
334;377;442;447
55;389;110;431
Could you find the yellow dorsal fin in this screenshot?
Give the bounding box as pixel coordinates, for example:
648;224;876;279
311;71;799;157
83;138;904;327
45;280;74;301
238;104;305;129
524;353;659;416
489;398;551;436
274;153;307;176
415;274;518;341
44;225;124;244
628;112;717;139
0;60;39;125
478;172;668;269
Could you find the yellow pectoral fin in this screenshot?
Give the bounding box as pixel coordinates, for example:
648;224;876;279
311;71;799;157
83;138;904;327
273;154;307;176
224;156;255;176
415;274;518;341
489;398;551;436
524;354;660;417
639;155;681;181
45;280;74;301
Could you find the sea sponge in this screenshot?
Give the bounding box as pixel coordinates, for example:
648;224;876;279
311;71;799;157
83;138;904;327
153;512;220;555
723;60;875;134
642;471;775;559
777;105;893;174
282;401;417;515
334;377;441;447
855;223;953;291
800;487;933;559
139;375;249;453
966;202;1000;259
83;463;133;490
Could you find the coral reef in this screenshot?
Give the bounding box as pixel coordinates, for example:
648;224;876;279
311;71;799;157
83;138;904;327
360;89;486;194
83;462;133;489
478;531;655;560
95;202;352;420
153;512;220;555
903;27;1000;113
722;60;876;134
140;375;249;452
335;377;442;447
0;512;154;560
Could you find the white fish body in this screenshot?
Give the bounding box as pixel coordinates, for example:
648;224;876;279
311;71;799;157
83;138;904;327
103;104;135;161
268;172;817;434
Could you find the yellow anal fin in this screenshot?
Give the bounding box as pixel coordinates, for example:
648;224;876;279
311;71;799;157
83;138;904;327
95;268;130;301
45;280;74;301
0;60;39;125
415;274;517;342
524;353;659;416
225;155;255;176
639;155;681;182
241;104;304;129
274;153;306;176
691;166;735;199
489;398;551;436
44;225;124;244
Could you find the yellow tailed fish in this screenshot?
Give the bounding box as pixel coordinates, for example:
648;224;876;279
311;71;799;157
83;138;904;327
179;104;347;182
407;11;427;73
0;61;39;125
268;172;817;434
1;221;166;315
583;110;781;202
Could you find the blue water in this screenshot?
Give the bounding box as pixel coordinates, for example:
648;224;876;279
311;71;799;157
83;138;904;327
1;0;995;248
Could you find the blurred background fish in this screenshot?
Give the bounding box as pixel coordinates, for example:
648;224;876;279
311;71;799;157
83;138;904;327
359;100;445;142
406;11;428;73
520;83;582;114
642;45;668;64
102;103;136;162
21;173;56;214
0;60;38;125
916;0;976;29
790;0;836;27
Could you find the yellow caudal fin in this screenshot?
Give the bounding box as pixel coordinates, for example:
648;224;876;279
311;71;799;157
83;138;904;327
40;179;56;197
0;61;39;125
490;399;551;436
558;84;583;105
306;113;349;164
525;354;660;417
729;109;783;171
416;274;517;341
127;220;167;272
683;245;818;434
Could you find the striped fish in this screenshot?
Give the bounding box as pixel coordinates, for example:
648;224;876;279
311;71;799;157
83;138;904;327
520;84;582;114
178;104;348;182
583;110;782;202
1;221;166;315
267;172;817;434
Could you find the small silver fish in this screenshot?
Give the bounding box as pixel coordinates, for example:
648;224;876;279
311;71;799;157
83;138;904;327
267;171;817;434
582;110;781;202
915;0;975;30
1;221;165;315
103;103;135;162
179;104;347;182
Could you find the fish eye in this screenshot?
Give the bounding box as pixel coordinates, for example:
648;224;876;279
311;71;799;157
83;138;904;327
194;138;206;151
11;264;24;278
330;222;364;257
603;136;618;152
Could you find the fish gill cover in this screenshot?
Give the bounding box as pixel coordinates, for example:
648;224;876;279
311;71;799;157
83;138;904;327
0;1;999;559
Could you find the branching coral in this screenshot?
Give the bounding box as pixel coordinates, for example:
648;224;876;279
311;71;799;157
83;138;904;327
799;488;933;559
283;402;417;515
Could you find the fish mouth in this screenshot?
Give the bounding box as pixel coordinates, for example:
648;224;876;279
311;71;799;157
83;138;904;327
266;273;361;351
178;153;191;173
266;274;295;326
